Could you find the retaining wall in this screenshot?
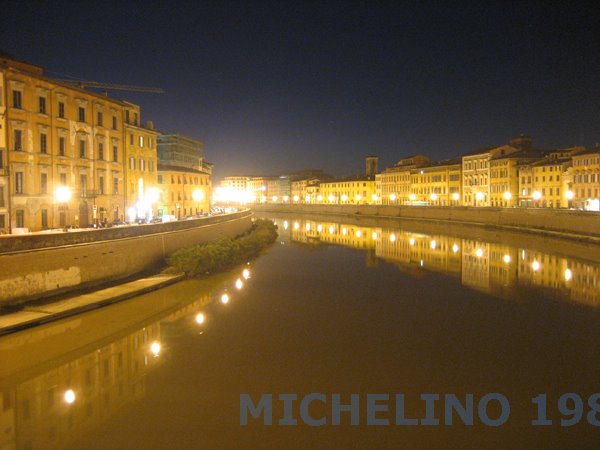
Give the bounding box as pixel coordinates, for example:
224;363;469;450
0;210;253;305
251;204;600;239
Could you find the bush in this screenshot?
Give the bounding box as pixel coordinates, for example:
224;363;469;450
167;219;278;277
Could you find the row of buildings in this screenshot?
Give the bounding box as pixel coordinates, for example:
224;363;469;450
218;136;600;211
0;54;212;233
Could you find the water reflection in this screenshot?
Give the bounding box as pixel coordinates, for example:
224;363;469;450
274;215;600;307
0;266;253;450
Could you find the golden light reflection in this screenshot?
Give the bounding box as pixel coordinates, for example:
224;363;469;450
503;254;511;264
329;225;335;234
235;279;243;290
317;224;323;232
356;230;362;238
409;237;415;246
430;239;437;249
283;220;289;230
195;313;205;324
452;243;459;253
64;389;76;404
305;223;311;231
221;293;230;304
342;228;348;236
242;269;250;280
372;231;378;240
390;233;396;242
293;222;300;230
565;268;573;281
475;248;484;258
532;260;541;272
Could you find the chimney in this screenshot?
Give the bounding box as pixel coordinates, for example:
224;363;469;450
146;120;154;130
366;156;378;178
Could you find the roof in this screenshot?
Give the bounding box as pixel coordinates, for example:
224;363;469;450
572;147;600;157
157;164;211;175
461;146;496;157
529;157;572;167
322;174;375;183
490;149;546;161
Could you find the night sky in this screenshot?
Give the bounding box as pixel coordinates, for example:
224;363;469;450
3;1;600;180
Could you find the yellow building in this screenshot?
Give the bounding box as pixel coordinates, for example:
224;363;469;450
319;175;376;204
1;55;128;231
157;164;211;219
156;133;212;218
490;150;543;207
409;158;462;206
571;147;600;210
378;155;430;205
123;102;159;221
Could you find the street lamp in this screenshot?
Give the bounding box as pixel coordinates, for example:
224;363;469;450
389;193;396;203
503;191;512;207
55;186;72;231
565;190;574;209
532;190;542;207
475;191;485;207
193;189;204;215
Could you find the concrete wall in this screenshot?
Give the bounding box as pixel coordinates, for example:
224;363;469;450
251;204;600;239
0;210;252;305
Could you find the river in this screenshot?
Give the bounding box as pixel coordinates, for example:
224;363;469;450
1;213;598;449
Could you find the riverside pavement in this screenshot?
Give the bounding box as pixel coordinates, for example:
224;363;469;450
0;273;184;336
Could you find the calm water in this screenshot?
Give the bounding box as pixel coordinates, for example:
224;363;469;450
1;213;599;449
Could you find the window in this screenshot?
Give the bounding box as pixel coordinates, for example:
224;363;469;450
140;159;145;171
41;173;48;194
158;175;163;184
139;136;144;147
112;115;117;130
99;176;105;195
113;145;118;162
97;111;103;127
0;214;5;229
40;133;47;153
79;140;86;158
129;157;135;170
78;106;85;122
16;210;24;228
39;97;47;114
129;134;133;145
15;172;24;194
125;110;130;124
0;186;4;207
12;90;22;108
41;209;48;229
59;137;66;156
149;161;154;172
113;177;119;194
14;130;23;151
58;101;65;118
0;150;3;168
133;112;138;126
98;143;104;160
80;174;87;194
60;173;67;185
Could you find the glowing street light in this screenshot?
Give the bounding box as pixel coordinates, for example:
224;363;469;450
355;230;362;238
221;293;230;304
475;248;484;258
389;193;396;202
503;254;511;264
64;389;76;404
356;194;362;202
565;190;574;200
192;189;204;215
150;341;161;357
371;194;378;202
305;195;311;202
532;191;542;201
430;193;438;202
503;191;512;201
564;268;573;281
452;192;460;201
341;194;348;202
409;237;416;246
328;194;335;202
452;243;459;253
55;186;72;230
293;195;300;202
317;195;323;202
371;231;378;240
329;225;335;234
235;278;243;290
409;193;416;201
430;239;437;249
195;313;205;324
532;260;541;271
283;195;289;202
389;233;396;242
242;268;250;280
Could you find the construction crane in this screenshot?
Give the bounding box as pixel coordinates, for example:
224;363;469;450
53;79;165;94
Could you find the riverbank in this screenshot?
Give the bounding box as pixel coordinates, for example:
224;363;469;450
0;272;184;336
251;204;600;242
0;210;252;305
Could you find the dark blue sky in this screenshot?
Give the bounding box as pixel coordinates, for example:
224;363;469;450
3;1;600;180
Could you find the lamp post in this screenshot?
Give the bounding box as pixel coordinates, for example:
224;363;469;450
475;191;485;207
192;189;204;215
565;190;574;209
176;202;181;220
532;190;542;208
55;186;72;232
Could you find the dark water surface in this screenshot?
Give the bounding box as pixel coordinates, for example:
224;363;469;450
1;214;599;449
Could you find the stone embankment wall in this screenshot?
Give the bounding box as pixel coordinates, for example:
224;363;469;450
251;204;600;239
0;210;252;305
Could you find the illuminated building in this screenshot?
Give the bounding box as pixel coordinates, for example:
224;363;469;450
490;149;543;207
462;137;529;207
319;175;376;204
123;102;159;221
571;147;600;211
1;55;131;231
409;158;462;206
378;155;430;205
157;134;212;219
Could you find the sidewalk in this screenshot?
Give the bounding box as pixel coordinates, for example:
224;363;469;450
0;273;185;336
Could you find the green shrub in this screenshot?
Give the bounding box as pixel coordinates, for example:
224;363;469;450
167;219;278;277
